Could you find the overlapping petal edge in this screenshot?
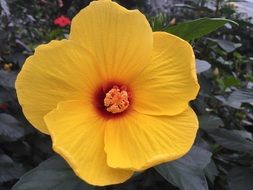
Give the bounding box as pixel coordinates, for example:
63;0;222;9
15;0;200;186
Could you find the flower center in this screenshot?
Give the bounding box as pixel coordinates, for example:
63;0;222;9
104;85;130;114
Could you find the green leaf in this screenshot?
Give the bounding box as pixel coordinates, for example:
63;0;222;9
166;18;238;41
227;167;253;190
208;38;242;53
209;129;253;152
150;13;167;31
223;76;241;88
204;160;219;184
155;146;212;190
198;115;224;131
196;59;211;74
0;70;17;89
12;156;97;190
216;89;253;109
0;154;25;182
216;40;241;53
0;113;25;142
0;0;10;16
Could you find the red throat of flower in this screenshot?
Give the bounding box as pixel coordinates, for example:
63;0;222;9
94;83;131;119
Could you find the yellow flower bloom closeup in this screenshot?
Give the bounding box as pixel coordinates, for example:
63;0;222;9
15;0;200;186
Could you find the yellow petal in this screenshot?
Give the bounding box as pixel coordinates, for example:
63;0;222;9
44;100;133;186
69;0;153;83
104;107;198;171
132;32;199;116
16;40;100;134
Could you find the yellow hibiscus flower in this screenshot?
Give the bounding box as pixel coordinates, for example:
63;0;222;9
15;0;200;186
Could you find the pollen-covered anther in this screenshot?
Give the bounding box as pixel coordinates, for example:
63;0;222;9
104;85;130;114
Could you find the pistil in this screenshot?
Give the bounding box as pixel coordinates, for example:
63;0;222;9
104;85;130;114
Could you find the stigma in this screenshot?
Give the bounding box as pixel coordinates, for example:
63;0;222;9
104;85;130;114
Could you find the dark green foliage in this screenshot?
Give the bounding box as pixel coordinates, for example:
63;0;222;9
209;129;253;152
155;146;212;190
1;0;253;190
196;59;211;74
0;113;24;142
0;154;25;183
12;156;95;190
216;89;253;109
227;167;253;190
166;18;238;41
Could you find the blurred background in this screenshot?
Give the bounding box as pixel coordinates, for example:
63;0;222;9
0;0;253;190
